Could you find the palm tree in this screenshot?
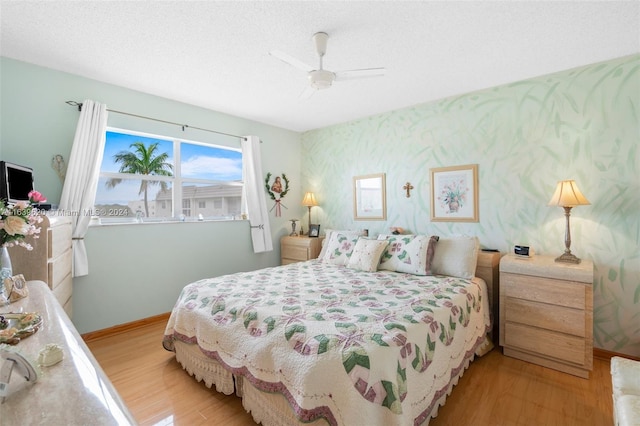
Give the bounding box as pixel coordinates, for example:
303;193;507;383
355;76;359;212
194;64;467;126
106;142;173;218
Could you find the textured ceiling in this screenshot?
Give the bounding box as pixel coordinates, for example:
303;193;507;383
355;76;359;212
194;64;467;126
1;1;638;132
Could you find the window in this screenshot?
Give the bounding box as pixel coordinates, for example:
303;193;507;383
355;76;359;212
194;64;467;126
94;128;243;223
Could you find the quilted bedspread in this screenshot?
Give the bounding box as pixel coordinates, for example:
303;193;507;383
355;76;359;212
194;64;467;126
163;260;490;425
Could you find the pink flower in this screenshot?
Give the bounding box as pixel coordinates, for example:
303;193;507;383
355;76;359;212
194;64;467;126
28;190;47;203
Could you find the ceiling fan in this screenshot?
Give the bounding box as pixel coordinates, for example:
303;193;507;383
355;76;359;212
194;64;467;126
270;32;385;93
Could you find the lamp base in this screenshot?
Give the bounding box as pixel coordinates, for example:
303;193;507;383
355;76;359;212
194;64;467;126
555;252;581;264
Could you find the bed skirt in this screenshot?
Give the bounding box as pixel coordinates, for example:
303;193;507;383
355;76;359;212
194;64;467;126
173;337;493;425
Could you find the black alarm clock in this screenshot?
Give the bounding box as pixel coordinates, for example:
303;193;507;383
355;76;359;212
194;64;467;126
514;245;530;256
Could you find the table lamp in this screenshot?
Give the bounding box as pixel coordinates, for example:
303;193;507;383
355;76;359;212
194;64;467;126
548;180;590;264
301;192;318;235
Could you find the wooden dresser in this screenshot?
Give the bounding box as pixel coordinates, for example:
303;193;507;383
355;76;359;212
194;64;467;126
280;236;324;265
8;214;73;317
499;254;594;378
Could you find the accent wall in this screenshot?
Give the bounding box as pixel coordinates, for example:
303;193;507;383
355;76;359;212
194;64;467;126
301;54;640;357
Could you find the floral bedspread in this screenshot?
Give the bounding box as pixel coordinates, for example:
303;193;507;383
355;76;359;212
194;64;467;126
163;260;490;425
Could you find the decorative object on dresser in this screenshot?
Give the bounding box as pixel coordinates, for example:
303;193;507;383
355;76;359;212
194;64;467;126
301;192;318;235
547;179;590;264
499;253;594;378
308;224;320;238
288;219;298;236
430;164;479;222
8;215;73;317
0;190;47;304
280;235;323;265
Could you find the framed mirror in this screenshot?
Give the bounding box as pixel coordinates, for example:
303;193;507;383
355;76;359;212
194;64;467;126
353;173;386;220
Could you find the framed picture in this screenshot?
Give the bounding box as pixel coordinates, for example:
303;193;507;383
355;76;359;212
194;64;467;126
309;224;321;237
430;164;479;222
353;173;387;220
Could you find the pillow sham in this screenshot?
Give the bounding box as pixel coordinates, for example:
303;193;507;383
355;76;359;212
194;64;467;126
377;234;439;275
430;236;480;279
320;231;361;266
347;239;389;272
318;229;364;260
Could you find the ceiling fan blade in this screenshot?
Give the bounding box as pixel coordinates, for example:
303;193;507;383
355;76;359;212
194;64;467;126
334;67;386;81
269;50;314;72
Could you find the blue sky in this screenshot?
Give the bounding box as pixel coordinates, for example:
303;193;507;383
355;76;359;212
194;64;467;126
102;131;242;181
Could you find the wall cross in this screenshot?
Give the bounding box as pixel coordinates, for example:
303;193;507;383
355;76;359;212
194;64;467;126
403;182;414;198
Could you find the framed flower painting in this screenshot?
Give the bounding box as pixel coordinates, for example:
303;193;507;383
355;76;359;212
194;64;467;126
430;164;478;222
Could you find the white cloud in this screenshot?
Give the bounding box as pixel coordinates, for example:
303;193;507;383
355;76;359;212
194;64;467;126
181;156;242;180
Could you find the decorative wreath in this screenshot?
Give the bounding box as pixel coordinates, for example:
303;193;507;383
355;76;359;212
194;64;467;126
265;172;290;200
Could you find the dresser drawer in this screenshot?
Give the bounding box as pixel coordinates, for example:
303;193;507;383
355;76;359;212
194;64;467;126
502;272;585;310
505;297;585;337
281;245;309;261
52;273;73;308
505;322;586;366
48;223;72;259
48;248;72;289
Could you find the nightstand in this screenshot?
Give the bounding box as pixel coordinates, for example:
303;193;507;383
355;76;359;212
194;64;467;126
499;254;594;378
280;236;324;265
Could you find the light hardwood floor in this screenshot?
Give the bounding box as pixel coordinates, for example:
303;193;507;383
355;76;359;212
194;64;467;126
87;320;614;426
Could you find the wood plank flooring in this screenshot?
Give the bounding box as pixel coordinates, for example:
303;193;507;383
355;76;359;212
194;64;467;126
87;320;613;426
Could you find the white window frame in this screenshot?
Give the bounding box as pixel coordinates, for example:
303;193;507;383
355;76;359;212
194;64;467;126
95;127;243;224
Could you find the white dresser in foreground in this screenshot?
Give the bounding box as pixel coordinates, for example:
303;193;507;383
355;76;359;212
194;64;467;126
499;254;594;378
8;214;73;317
0;280;135;425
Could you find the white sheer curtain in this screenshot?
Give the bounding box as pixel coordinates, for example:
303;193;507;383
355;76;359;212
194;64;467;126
241;135;273;253
59;100;108;277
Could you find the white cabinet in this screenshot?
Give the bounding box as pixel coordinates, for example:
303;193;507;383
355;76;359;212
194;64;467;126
9;214;73;317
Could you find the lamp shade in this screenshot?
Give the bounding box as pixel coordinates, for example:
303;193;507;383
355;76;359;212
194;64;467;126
548;180;590;207
301;192;318;207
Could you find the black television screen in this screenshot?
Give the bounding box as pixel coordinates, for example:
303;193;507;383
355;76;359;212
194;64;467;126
0;161;34;203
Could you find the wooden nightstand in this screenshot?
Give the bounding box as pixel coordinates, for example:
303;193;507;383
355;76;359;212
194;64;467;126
280;236;324;265
499;254;594;378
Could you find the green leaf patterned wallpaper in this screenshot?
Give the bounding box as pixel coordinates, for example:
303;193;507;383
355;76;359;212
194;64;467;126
301;54;640;357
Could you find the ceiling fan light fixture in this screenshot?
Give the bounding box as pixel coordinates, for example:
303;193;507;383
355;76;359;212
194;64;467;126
308;70;335;90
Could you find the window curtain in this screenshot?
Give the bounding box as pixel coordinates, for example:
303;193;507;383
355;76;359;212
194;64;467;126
59;100;108;277
241;135;273;253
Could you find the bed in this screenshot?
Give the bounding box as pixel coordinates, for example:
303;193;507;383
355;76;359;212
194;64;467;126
163;232;500;425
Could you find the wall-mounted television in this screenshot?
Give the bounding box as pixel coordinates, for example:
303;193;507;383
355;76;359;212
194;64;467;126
0;161;34;203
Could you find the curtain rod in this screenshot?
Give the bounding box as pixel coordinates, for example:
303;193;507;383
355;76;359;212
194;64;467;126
65;100;247;141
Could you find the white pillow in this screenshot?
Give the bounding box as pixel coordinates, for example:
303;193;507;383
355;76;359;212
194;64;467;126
377;234;439;275
347;239;389;272
430;236;480;279
320;231;361;266
318;229;364;260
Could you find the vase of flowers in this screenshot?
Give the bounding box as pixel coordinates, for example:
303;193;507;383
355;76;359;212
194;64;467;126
0;190;46;304
440;180;467;214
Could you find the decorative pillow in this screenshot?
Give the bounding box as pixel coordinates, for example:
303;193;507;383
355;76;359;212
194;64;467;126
347;239;389;272
318;229;364;260
430;236;480;279
378;234;439;275
320;231;361;266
